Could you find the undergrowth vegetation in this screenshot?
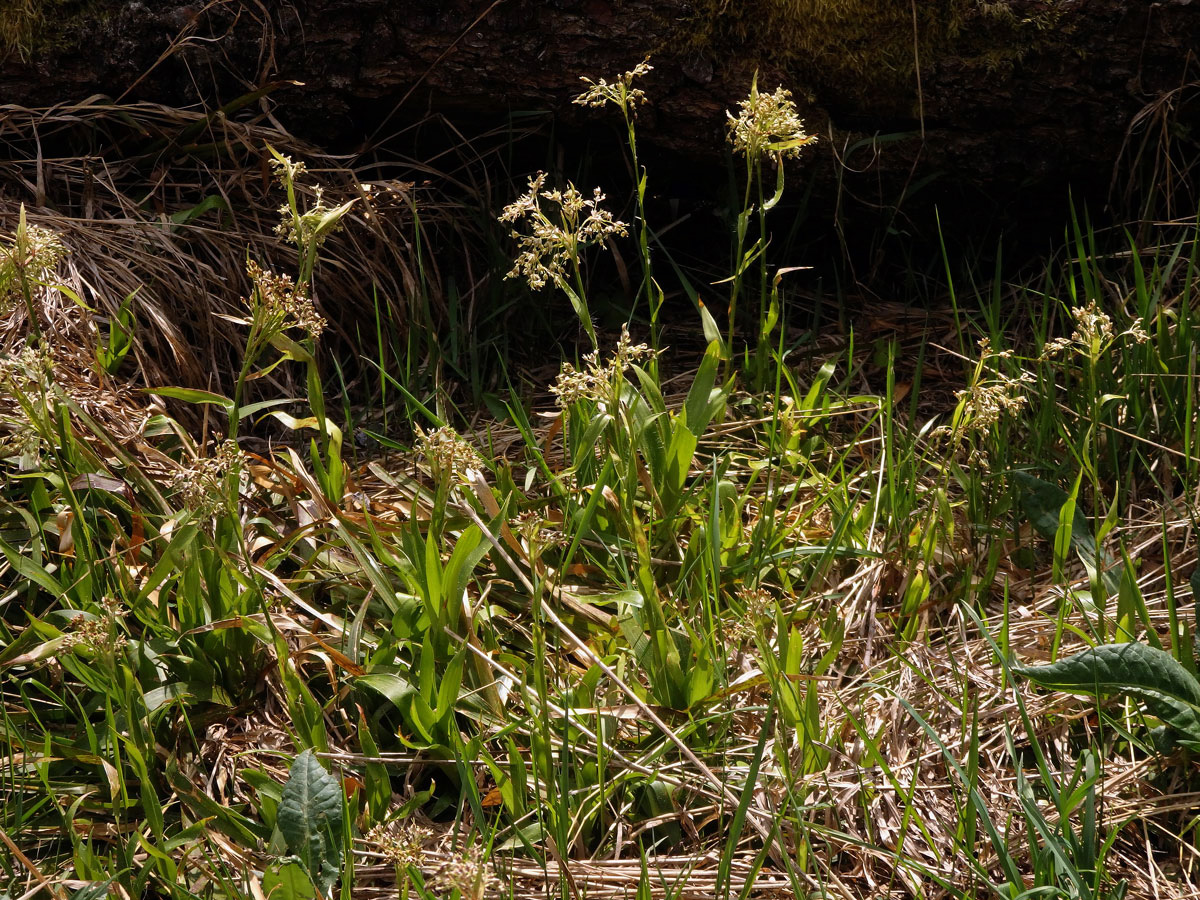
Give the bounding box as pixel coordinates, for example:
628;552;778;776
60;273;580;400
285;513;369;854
1;60;1200;900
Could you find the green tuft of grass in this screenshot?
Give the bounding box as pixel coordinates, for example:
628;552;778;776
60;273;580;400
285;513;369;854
0;63;1198;900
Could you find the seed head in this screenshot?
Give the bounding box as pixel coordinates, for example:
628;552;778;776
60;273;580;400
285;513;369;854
171;439;244;515
367;819;429;869
1;213;67;316
499;173;627;291
436;845;493;900
1041;299;1148;363
244;260;326;340
63;599;128;656
727;81;816;162
0;343;53;392
269;151;355;265
549;325;655;409
574;57;653;113
418;426;483;485
936;338;1034;449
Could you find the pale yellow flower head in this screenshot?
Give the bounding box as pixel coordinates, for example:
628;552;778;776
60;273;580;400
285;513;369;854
574;57;653;112
727;80;817;162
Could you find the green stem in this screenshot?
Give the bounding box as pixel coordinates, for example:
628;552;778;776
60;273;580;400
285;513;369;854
726;157;758;376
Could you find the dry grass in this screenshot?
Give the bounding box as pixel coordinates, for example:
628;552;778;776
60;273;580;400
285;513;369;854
0;98;467;411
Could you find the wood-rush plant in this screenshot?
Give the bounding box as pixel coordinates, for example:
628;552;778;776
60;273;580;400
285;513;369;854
574;58;661;350
498;172;628;352
0;206;66;342
725;75;817;387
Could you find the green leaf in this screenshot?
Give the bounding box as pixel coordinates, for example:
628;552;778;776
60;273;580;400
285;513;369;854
143;682;234;715
0;538;66;597
1051;471;1081;584
1014;641;1200;750
70;882;117;900
268;331;317;364
144;386;235;409
262;862;318;900
277;750;344;897
356;672;416;707
1012;471;1119;596
683;341;728;438
356;711;391;828
169;194;230;227
697;300;726;356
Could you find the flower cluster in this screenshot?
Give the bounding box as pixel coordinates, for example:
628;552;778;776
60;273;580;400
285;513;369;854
727;82;816;162
1;214;66;316
724;585;776;644
272;156;325;246
499;172;627;291
170;439;244;514
936;339;1035;447
514;509;566;554
1041;299;1149;362
418;425;483;485
63;597;128;656
952;372;1033;434
366;819;429;869
574;57;653;112
736;585;776;624
269;152;355;277
435;845;493;900
0;342;53;393
244;260;326;340
549;325;655;409
0;423;42;462
0;343;55;465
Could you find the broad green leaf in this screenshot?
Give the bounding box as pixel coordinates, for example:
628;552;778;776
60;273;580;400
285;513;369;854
1014;641;1200;750
262;862;317;900
239;397;298;420
277;750;344;897
1012;471;1119;595
685;341;729;442
1051;471;1081;584
442;525;490;629
662;422;697;497
0;538;65;597
686;643;715;708
800;360;836;413
268;331;317;364
355;672;416;708
309;199;356;242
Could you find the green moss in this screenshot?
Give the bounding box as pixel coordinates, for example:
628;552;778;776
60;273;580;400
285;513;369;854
684;1;1072;115
0;0;103;62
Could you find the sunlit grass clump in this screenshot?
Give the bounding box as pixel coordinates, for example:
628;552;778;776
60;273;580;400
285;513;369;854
0;61;1199;900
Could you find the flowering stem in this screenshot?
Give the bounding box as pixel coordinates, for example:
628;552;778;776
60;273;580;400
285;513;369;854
726;156;757;376
570;252;599;352
623;103;657;359
753;162;770;391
